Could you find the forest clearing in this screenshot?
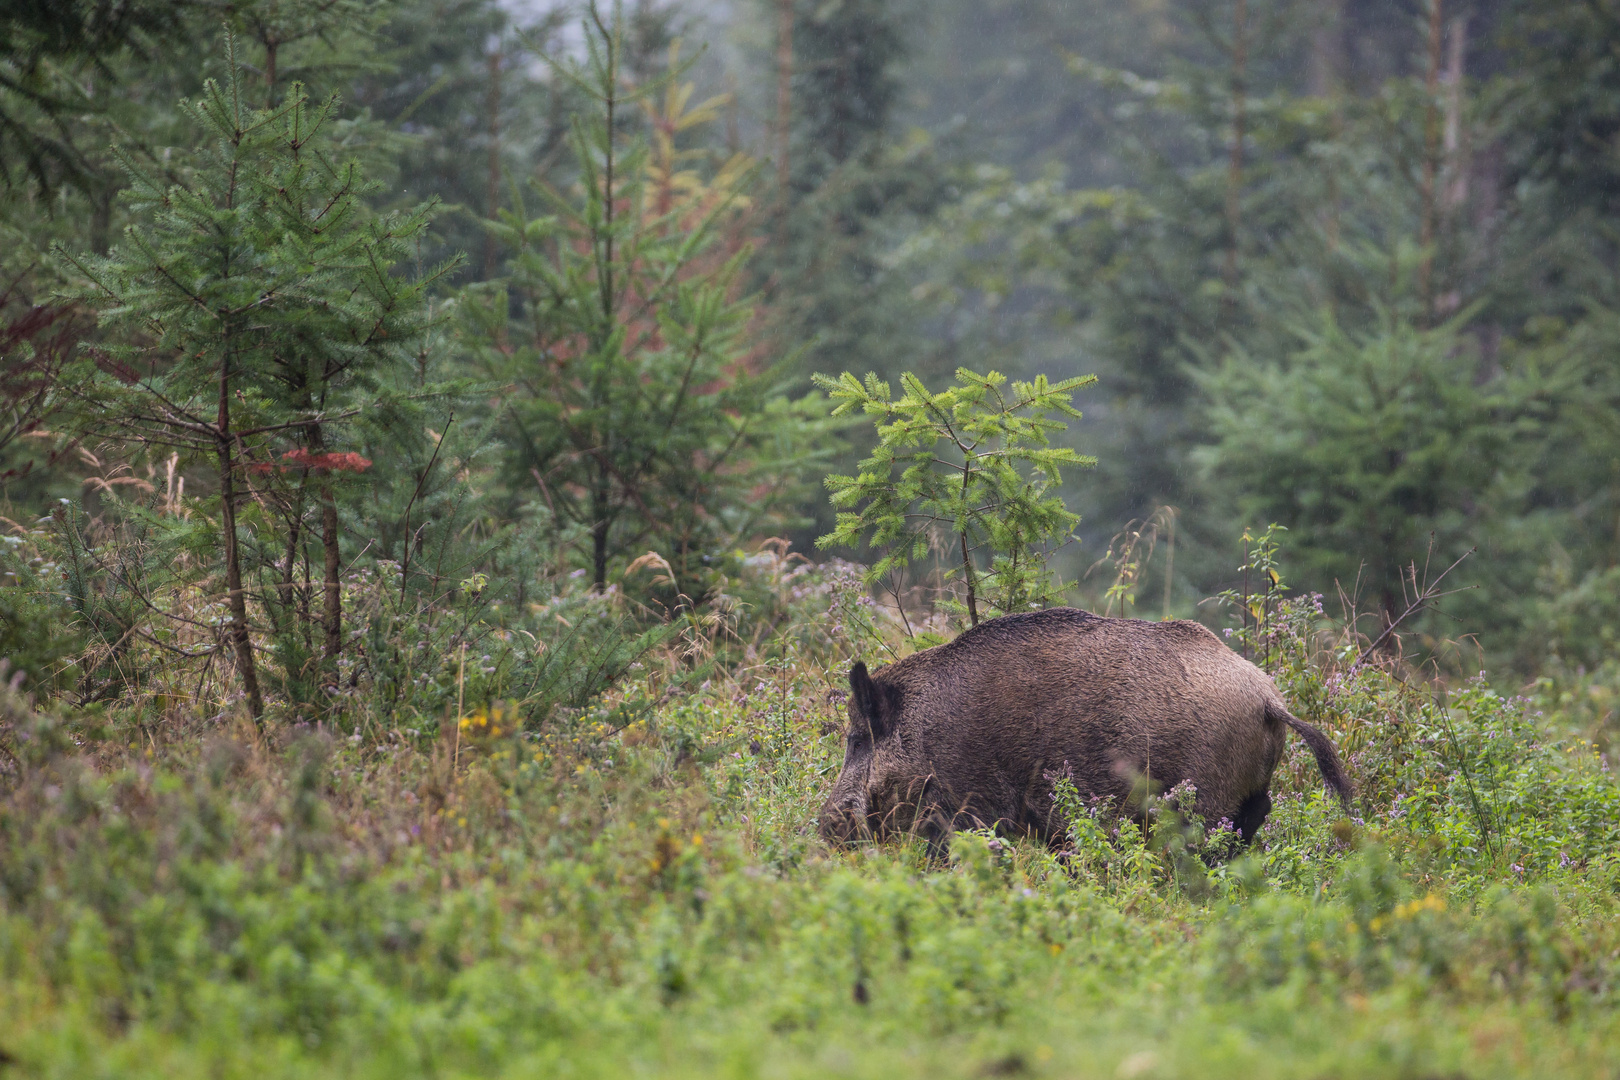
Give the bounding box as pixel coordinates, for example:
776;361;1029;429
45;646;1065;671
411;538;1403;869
3;0;1620;1076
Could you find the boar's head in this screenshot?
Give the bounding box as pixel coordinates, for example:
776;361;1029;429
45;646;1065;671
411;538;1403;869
818;661;904;847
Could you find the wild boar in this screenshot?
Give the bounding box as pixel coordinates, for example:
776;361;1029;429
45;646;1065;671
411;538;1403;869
817;607;1351;851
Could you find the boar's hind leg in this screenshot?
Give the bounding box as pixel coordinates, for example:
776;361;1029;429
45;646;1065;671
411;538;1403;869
1234;790;1272;844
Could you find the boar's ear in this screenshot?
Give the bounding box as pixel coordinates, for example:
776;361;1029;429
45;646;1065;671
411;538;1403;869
848;661;896;739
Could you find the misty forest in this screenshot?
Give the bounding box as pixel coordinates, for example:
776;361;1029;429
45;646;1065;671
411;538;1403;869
4;0;1620;1075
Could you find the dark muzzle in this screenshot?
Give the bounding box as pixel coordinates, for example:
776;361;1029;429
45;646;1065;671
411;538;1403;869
817;799;871;847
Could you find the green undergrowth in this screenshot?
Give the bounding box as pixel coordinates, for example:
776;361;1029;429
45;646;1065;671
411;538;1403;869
3;601;1620;1078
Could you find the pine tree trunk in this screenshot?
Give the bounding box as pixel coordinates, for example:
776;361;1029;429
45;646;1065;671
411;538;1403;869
593;512;610;590
320;490;340;661
591;34;617;593
1306;0;1344;97
960;532;979;627
1419;0;1444;326
1438;15;1469;319
217;365;264;720
89;184;113;257
1222;0;1248;313
308;424;343;665
279;481;304;620
775;0;794;199
1310;0;1345;258
484;47;502;280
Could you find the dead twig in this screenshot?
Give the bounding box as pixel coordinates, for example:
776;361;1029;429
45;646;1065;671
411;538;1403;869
1351;540;1476;672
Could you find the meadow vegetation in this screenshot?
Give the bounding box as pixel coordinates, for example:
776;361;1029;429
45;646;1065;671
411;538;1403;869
3;536;1620;1079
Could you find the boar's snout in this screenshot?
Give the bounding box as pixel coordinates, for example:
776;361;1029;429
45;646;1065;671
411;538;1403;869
818;661;897;848
818;796;869;847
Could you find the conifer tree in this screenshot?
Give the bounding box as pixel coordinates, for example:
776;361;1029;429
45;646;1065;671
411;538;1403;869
473;11;826;597
59;30;450;719
1194;312;1508;620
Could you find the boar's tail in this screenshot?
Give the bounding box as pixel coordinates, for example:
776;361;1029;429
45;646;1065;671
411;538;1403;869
1271;703;1354;810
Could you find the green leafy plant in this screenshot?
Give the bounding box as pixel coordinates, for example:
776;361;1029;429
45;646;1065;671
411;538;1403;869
814;367;1095;628
1086;505;1179;618
1209;523;1290;667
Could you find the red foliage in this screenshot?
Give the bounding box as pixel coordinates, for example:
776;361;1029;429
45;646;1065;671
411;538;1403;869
282;448;373;472
86;347;140;385
2;289;85;480
247;448;373;475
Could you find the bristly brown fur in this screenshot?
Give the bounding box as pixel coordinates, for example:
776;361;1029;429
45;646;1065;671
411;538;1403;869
818;607;1352;851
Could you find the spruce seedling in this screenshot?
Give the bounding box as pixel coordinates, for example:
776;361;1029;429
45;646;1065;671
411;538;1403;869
815;367;1096;628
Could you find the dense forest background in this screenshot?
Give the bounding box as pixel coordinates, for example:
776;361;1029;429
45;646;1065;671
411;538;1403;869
5;0;1620;706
